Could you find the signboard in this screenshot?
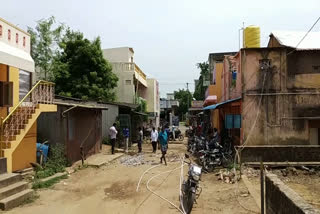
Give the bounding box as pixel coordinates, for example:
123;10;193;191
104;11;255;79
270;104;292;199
191;101;204;108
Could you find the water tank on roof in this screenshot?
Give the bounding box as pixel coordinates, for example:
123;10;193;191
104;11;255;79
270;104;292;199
244;26;260;48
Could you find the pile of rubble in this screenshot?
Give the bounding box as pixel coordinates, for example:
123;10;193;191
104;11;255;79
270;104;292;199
119;154;155;166
216;169;237;184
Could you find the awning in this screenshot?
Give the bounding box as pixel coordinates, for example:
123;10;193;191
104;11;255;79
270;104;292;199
203;95;217;107
0;41;34;72
189;107;203;111
132;111;148;116
203;97;241;110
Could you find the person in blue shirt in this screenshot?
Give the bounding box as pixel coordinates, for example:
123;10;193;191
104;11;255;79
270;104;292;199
123;127;130;153
158;126;168;165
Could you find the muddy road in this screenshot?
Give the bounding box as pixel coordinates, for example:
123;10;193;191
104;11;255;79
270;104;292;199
7;142;259;214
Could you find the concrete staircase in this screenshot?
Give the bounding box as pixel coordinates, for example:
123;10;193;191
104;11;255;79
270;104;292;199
0;173;33;210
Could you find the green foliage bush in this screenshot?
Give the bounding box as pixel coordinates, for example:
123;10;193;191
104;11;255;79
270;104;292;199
35;144;67;179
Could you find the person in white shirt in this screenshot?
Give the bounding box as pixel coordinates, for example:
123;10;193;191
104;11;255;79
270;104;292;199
109;123;118;154
151;127;158;153
138;127;143;153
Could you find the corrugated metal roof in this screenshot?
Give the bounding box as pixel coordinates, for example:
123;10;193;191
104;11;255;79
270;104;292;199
270;31;320;50
203;97;241;110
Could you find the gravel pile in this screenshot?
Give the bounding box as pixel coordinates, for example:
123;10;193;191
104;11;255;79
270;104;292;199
119;154;155;166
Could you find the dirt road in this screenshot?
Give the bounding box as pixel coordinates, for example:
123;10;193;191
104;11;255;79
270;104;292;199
6;142;259;214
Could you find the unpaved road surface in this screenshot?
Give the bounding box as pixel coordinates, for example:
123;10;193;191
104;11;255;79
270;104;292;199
7;142;259;214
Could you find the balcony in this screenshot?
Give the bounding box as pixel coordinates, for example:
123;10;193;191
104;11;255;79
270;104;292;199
112;62;148;87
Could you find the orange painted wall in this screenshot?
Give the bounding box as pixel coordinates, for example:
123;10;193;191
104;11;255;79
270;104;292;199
12;122;37;171
8;66;19;108
207;63;223;129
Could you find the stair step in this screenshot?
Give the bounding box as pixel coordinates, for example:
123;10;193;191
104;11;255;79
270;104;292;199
15;168;34;179
0;174;21;189
0;189;33;210
0;181;28;200
15;168;33;174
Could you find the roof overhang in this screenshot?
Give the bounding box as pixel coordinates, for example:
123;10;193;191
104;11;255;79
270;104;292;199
54;98;109;110
134;71;148;87
0;41;34;72
203;95;217;107
189;107;203;111
203;97;241;110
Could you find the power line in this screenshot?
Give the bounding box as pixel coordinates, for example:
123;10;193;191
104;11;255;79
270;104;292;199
288;16;320;55
296;16;320;49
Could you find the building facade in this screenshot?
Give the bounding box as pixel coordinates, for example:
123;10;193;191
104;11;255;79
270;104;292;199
146;78;160;128
103;47;148;104
241;31;320;145
0;17;56;173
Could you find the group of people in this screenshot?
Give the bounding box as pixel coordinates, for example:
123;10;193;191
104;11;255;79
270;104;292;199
109;124;169;165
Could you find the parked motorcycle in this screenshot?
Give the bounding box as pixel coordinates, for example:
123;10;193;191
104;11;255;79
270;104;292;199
168;128;184;141
181;154;202;214
201;140;233;172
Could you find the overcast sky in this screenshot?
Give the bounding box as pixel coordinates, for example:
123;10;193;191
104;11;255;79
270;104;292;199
2;0;320;97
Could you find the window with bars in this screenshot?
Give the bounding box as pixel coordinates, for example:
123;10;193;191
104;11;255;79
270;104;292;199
16;33;19;44
0;25;2;36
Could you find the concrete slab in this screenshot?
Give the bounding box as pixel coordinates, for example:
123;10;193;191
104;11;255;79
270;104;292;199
40;172;67;183
86;153;123;168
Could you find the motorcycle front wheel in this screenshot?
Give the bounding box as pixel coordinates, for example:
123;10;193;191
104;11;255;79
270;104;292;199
184;188;196;214
202;159;214;173
179;134;184;141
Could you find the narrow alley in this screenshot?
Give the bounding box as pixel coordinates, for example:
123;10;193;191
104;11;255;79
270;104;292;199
4;142;258;214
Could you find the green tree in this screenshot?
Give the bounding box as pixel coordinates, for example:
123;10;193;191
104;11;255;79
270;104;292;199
53;29;118;101
174;89;193;120
28;16;65;81
193;62;210;100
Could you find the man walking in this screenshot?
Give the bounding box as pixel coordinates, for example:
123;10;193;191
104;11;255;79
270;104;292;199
123;127;130;153
158;127;168;165
109;123;118;154
151;127;158;153
138;127;143;153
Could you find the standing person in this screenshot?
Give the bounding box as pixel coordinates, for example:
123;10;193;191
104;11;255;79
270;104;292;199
157;127;161;150
138;127;143;153
158;127;168;165
151;127;158;153
109;123;118;154
172;125;176;141
123;127;130;153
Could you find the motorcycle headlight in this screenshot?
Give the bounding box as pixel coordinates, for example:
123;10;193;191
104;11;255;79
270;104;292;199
192;172;200;181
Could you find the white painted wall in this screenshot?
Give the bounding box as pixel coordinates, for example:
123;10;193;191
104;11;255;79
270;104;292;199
0;18;30;53
103;47;134;63
111;63;136;103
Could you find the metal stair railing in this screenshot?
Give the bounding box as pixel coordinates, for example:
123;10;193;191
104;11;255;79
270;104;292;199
0;80;55;157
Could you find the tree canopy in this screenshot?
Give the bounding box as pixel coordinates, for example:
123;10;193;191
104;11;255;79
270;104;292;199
174;89;192;120
28;17;118;102
193;62;210;101
53;29;118;101
28;16;65;81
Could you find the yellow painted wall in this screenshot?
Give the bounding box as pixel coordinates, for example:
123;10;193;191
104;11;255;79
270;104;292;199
8;66;19;107
0;64;8;118
208;63;223;129
12;122;37;171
